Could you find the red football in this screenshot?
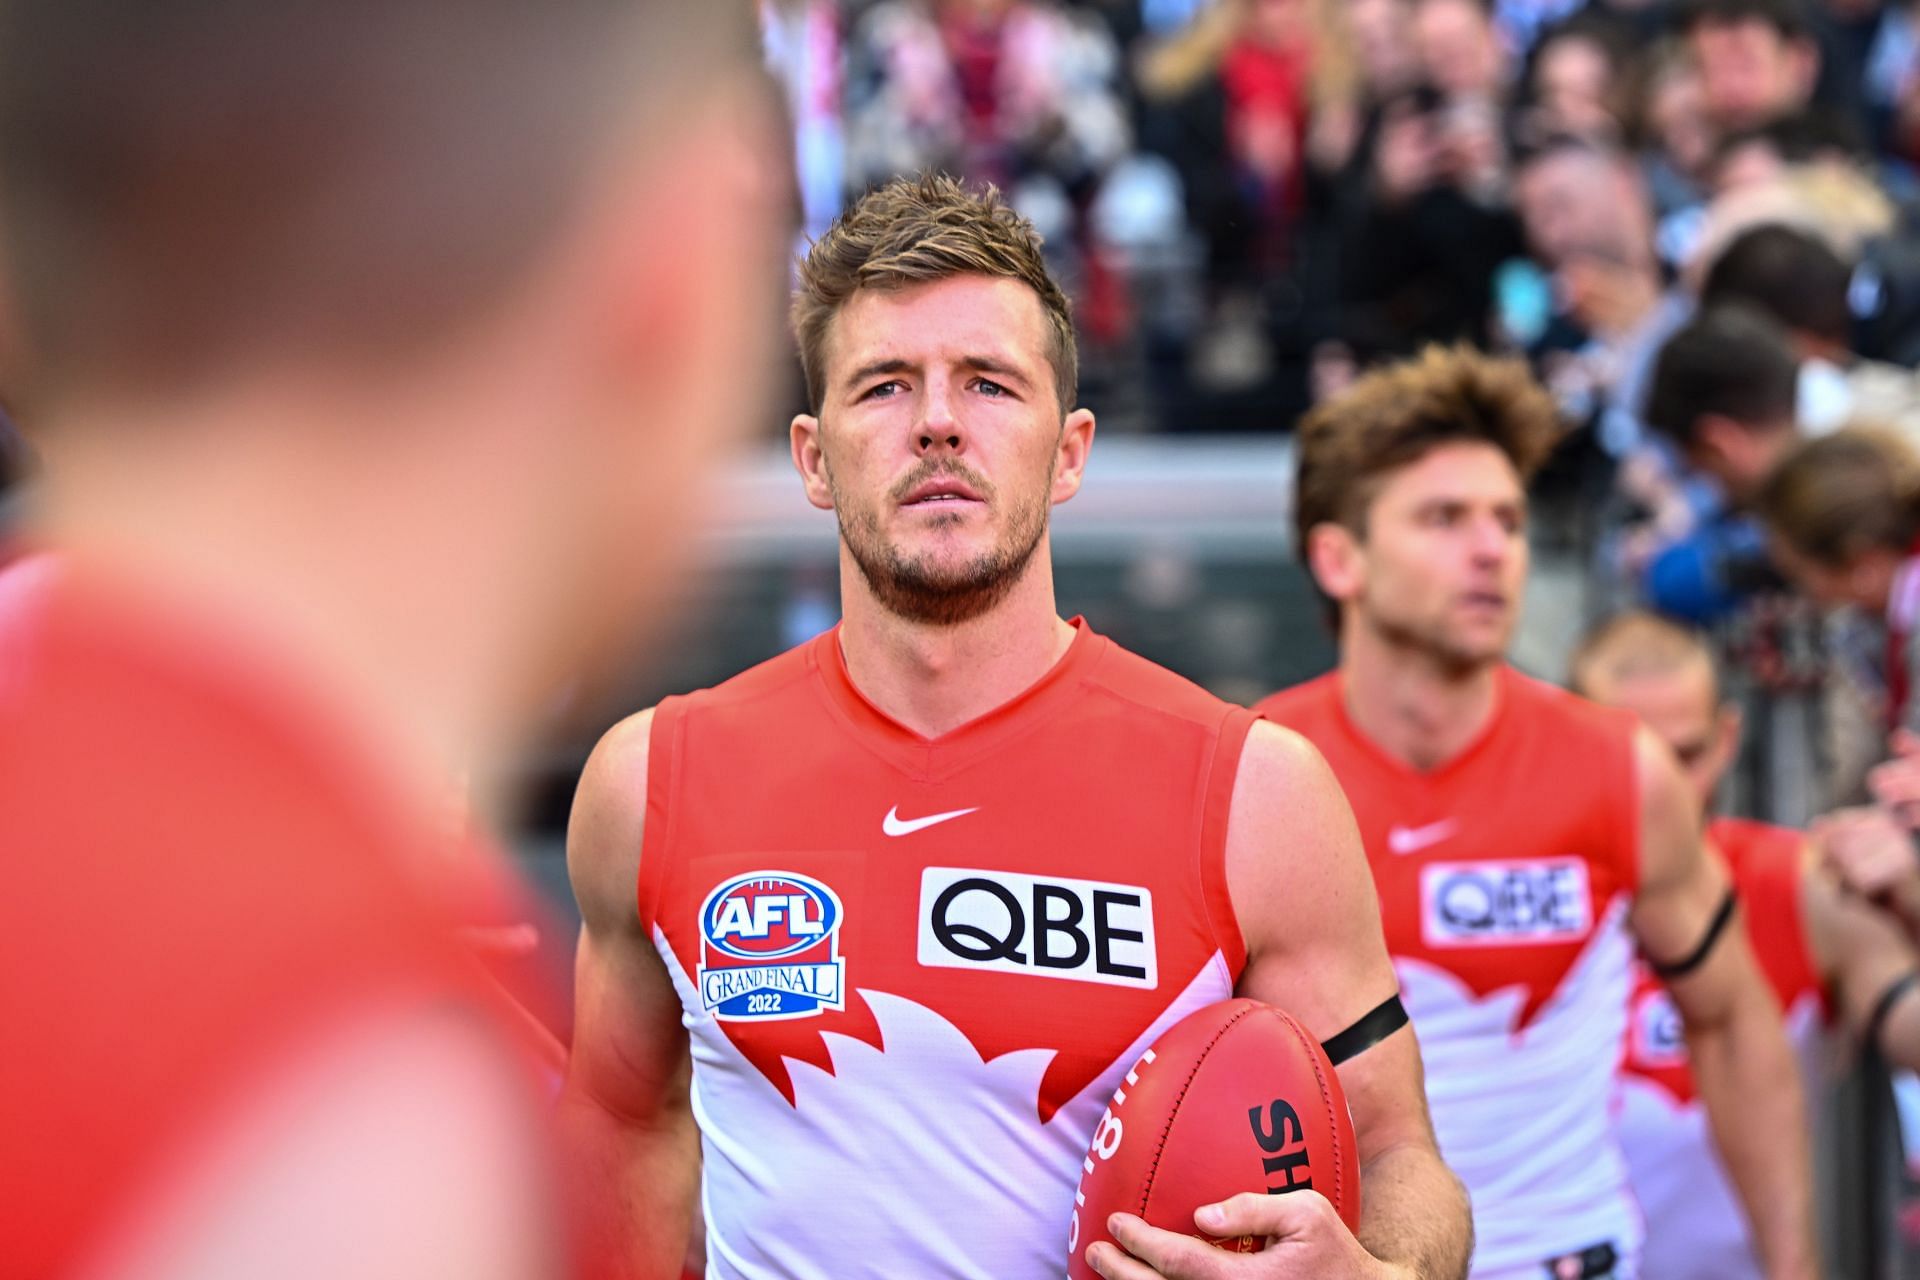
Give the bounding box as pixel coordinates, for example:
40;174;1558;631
1067;998;1361;1276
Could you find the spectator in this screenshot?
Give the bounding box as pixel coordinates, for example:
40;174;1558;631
1639;42;1721;264
1513;137;1685;456
1634;305;1800;620
1324;0;1524;363
1711;112;1873;192
1675;0;1824;137
1646;303;1804;505
843;0;1131;208
1758;424;1920;731
1702;221;1920;433
1522;9;1640;145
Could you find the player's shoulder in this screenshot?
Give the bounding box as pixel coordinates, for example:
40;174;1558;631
1236;717;1337;784
659;633;826;740
1250;671;1341;730
1083;633;1249;732
1506;665;1637;747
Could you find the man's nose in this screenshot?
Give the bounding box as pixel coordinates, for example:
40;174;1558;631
914;383;965;456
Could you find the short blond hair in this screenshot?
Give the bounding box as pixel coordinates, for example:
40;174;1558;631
1569;609;1717;702
792;173;1076;414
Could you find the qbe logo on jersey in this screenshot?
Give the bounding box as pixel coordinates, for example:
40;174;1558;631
916;867;1157;988
697;871;846;1021
1629;984;1687;1068
1420;858;1592;947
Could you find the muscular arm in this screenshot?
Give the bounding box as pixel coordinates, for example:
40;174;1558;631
1626;727;1818;1280
555;709;701;1280
1227;723;1471;1280
1800;846;1920;1069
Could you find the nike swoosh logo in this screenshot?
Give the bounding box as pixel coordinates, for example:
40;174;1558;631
882;805;979;837
1387;819;1458;856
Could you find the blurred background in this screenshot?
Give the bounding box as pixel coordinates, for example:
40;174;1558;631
11;0;1920;1271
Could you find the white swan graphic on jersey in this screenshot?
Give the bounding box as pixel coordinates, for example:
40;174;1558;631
654;926;1232;1280
1394;896;1643;1274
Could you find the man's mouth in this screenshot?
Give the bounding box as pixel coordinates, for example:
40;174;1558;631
902;477;985;507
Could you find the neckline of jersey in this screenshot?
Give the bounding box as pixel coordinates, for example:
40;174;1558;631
810;615;1103;772
1329;662;1515;785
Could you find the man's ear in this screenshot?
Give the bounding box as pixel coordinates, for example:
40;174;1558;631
1050;408;1096;505
791;413;835;512
1307;522;1363;604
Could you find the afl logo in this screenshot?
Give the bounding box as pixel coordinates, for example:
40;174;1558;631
697;871;847;1022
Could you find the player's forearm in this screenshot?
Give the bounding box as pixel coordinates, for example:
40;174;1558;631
554;1086;701;1280
1355;1141;1473;1280
1686;994;1821;1280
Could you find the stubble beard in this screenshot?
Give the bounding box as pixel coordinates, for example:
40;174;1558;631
1364;595;1506;680
834;462;1052;627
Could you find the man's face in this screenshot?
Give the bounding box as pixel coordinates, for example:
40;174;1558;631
1690;18;1813;130
1693;415;1797;505
1414;0;1502;99
1589;662;1736;808
1514;150;1644;272
1325;441;1530;672
793;273;1091;625
1534;37;1615;137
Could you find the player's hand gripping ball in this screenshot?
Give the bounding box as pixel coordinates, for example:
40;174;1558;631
1067;998;1361;1277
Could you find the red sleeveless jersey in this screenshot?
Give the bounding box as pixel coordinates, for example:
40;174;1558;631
1616;817;1825;1280
0;564;551;1277
640;619;1257;1279
1257;667;1644;1275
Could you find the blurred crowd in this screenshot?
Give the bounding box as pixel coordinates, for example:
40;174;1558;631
761;0;1920;437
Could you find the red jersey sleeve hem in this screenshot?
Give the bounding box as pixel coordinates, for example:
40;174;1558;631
1200;706;1261;979
636;699;687;935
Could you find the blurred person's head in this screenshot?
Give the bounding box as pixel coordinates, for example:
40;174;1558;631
788;174;1095;628
1687;164;1895;293
1700;221;1855;362
1758;423;1920;609
1645;304;1802;501
1412;0;1507;101
1513;137;1658;272
1345;0;1422;101
1571;610;1739;808
1644;47;1718;185
1295;344;1560;673
1245;0;1312;50
1527;12;1635;141
1675;0;1820;133
1711;113;1870;194
0;1;786;776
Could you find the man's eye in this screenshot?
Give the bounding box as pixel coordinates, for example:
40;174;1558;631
862;380;905;400
974;379;1007;397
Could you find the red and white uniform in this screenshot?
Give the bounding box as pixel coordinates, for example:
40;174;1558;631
0;562;555;1277
1616;817;1826;1280
641;620;1257;1279
1260;668;1643;1280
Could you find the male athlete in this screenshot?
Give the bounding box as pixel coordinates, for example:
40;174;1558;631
1571;609;1920;1280
563;174;1471;1280
0;2;782;1276
1255;346;1819;1280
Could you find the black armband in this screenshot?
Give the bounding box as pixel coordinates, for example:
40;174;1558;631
1649;887;1739;981
1866;969;1920;1060
1321;993;1410;1066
